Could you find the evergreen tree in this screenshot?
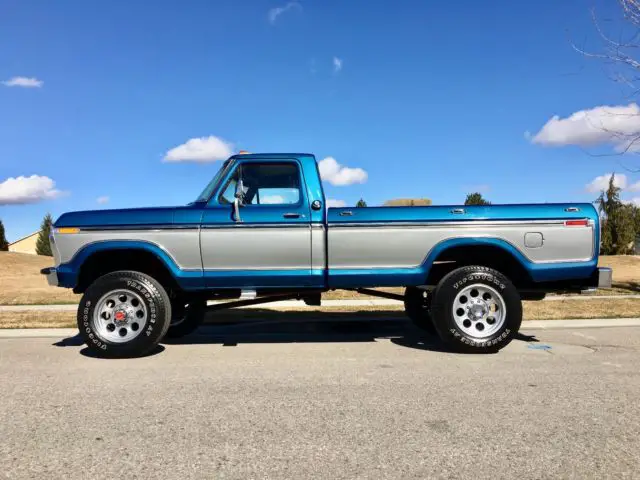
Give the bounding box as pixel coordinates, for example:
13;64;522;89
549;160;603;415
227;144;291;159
464;192;491;206
0;220;8;251
597;175;636;254
36;213;53;257
356;198;367;208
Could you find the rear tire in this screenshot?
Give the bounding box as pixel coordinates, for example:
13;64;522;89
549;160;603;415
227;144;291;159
430;266;522;353
165;299;207;339
404;287;437;335
77;271;171;358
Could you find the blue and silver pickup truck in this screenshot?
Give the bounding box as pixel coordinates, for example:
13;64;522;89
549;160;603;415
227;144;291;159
42;152;611;357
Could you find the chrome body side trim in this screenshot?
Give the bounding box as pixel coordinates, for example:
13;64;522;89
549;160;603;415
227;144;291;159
77;225;198;231
328;219;569;228
201;223;310;229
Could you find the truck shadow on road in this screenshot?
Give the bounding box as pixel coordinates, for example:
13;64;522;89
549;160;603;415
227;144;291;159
54;310;539;357
165;309;537;354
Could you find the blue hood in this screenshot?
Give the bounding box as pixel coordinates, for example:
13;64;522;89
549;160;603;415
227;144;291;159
54;205;201;228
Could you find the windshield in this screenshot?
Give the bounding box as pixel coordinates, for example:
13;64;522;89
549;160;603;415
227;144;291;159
195;160;232;203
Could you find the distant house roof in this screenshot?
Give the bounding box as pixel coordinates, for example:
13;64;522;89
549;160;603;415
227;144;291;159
9;231;40;245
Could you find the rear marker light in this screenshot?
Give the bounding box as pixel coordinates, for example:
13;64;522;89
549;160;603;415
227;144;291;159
565;220;589;227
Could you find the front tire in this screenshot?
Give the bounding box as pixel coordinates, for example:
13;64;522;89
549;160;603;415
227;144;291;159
430;266;522;352
77;271;172;358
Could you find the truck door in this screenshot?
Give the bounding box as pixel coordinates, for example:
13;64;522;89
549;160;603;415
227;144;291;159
200;159;315;288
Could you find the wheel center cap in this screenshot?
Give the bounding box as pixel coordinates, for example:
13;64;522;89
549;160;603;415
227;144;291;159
113;308;128;325
469;303;487;320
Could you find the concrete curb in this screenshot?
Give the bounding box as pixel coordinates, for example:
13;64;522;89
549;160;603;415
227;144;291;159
1;318;640;338
3;295;640;312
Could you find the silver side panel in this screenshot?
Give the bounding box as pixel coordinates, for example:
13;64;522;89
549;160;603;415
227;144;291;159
328;223;595;269
311;225;326;270
55;230;202;270
200;227;312;270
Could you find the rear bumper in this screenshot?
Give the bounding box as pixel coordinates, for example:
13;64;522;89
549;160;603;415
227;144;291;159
40;267;58;287
597;267;612;288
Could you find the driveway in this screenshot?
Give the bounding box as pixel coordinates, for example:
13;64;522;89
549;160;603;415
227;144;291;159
1;319;639;479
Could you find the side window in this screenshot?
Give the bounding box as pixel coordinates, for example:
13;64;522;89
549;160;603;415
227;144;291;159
219;162;301;205
219;176;238;204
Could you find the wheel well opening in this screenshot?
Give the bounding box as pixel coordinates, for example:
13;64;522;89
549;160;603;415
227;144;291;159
425;245;532;288
75;249;179;294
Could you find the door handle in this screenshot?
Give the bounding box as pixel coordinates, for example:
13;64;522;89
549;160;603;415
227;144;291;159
283;213;302;219
339;211;353;216
450;208;465;214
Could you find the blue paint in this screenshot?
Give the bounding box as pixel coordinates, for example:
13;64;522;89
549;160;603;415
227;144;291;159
50;154;601;292
204;269;325;289
54;205;202;229
528;344;552;350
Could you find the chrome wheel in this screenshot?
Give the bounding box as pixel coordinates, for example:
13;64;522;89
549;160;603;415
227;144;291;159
92;289;148;343
452;283;506;339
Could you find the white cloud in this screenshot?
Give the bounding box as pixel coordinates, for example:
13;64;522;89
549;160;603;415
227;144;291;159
625;197;640;206
585;173;628;193
163;135;233;163
530;103;640;151
0;175;61;205
96;196;110;204
326;198;346;208
318;157;368;186
2;76;43;88
628;181;640;192
333;57;343;73
268;2;301;24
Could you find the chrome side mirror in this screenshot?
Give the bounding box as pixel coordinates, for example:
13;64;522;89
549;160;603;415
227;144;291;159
233;179;244;222
235;178;245;203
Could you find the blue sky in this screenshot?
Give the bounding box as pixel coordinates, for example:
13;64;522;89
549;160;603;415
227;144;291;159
1;0;639;241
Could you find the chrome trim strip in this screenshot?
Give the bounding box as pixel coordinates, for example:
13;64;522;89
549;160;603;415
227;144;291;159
203;266;314;271
201;223;310;229
78;225;199;232
328;219;573;228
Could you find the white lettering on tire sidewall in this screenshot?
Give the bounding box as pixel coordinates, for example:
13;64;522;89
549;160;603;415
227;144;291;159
83;279;160;349
453;273;505;292
450;271;510;348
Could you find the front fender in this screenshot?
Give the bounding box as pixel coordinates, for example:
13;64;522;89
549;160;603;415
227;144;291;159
55;240;201;289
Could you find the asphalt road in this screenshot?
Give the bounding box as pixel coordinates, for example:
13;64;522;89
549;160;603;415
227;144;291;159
1;319;640;480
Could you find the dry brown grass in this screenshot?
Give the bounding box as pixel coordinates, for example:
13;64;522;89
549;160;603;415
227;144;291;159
0;252;80;305
1;252;638;306
598;255;640;288
2;297;639;329
0;311;76;329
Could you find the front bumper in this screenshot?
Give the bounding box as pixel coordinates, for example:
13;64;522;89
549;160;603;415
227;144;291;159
597;267;612;288
40;267;58;287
